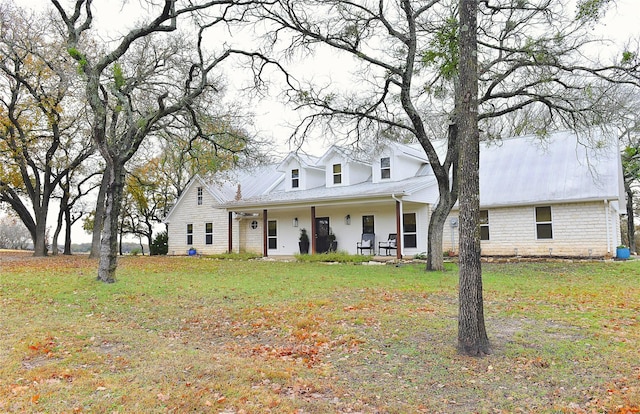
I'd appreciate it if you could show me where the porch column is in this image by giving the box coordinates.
[311,206,316,254]
[228,212,233,253]
[263,209,268,257]
[395,200,402,259]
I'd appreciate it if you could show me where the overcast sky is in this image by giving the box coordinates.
[20,0,640,155]
[12,0,640,244]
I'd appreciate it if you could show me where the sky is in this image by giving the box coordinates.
[10,0,640,244]
[20,0,640,155]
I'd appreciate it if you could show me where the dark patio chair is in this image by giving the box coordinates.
[356,233,375,255]
[378,233,397,256]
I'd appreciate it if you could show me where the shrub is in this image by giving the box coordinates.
[150,231,168,255]
[295,251,372,263]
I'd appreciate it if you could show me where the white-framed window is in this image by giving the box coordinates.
[480,210,489,241]
[186,223,193,245]
[381,157,391,179]
[291,169,299,188]
[535,206,553,239]
[403,213,417,248]
[333,163,342,184]
[205,222,213,245]
[197,187,203,205]
[268,220,277,249]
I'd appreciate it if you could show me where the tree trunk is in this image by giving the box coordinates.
[457,0,489,356]
[625,183,636,253]
[97,164,125,283]
[33,212,48,257]
[51,204,64,256]
[64,207,73,255]
[146,233,153,255]
[427,194,456,271]
[90,172,108,258]
[52,186,69,256]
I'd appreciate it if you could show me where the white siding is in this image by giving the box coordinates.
[281,158,325,191]
[372,151,424,183]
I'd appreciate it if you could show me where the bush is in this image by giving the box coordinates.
[205,252,263,260]
[150,231,168,255]
[295,251,373,263]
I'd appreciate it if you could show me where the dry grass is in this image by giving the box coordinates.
[0,252,638,413]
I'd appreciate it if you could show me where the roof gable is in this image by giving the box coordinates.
[163,174,217,223]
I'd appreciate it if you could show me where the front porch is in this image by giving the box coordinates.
[228,199,431,259]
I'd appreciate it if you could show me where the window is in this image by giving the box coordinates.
[205,222,213,245]
[197,187,203,205]
[362,215,374,234]
[403,213,417,248]
[291,169,299,188]
[480,210,489,241]
[333,163,342,184]
[536,206,553,239]
[381,157,391,179]
[186,224,193,245]
[268,220,277,249]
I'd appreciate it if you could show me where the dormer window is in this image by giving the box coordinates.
[291,169,299,188]
[381,157,391,179]
[197,187,203,205]
[333,163,342,184]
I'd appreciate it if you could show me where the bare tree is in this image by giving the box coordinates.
[257,0,459,271]
[255,0,639,273]
[51,0,272,282]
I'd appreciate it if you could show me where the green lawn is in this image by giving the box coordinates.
[1,253,638,413]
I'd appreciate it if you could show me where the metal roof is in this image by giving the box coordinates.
[200,130,622,210]
[209,164,284,201]
[478,130,622,207]
[220,175,439,209]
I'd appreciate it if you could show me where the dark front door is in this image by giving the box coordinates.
[315,217,330,253]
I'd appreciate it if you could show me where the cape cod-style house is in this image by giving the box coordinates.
[164,130,624,258]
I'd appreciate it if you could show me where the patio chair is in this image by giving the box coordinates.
[356,233,375,255]
[378,233,397,256]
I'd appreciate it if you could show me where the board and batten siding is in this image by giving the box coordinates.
[442,201,620,257]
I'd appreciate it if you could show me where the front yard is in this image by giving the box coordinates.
[0,253,638,413]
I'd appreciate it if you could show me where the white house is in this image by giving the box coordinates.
[164,130,624,258]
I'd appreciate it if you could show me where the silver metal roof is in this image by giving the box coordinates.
[220,174,439,209]
[209,164,284,201]
[204,130,622,210]
[478,130,622,207]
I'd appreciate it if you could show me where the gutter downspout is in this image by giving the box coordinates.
[392,194,403,258]
[605,200,611,254]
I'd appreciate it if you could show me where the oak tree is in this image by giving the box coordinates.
[51,0,266,282]
[0,4,94,256]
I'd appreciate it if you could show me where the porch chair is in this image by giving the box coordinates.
[356,233,375,255]
[378,233,397,256]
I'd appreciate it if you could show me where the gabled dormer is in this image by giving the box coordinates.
[277,152,324,191]
[318,146,371,188]
[372,142,429,183]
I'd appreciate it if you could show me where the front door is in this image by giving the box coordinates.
[315,217,330,253]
